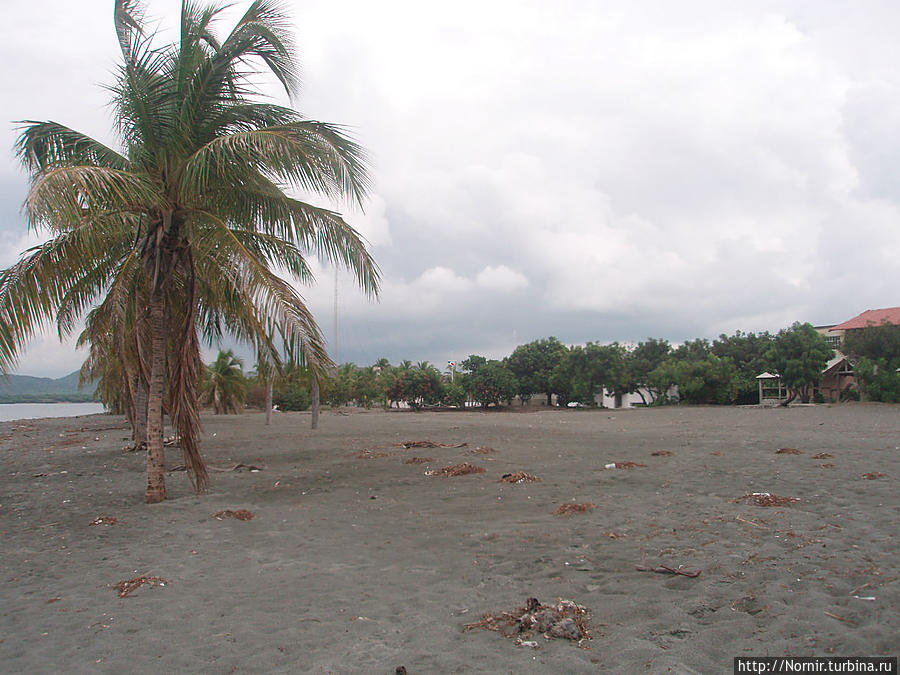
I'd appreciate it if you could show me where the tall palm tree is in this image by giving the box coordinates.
[0,0,379,502]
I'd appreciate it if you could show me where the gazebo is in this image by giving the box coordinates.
[756,372,785,405]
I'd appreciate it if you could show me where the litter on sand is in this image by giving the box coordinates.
[553,503,596,516]
[89,516,120,526]
[731,493,799,507]
[113,575,167,598]
[464,597,591,646]
[497,472,542,484]
[424,463,486,477]
[394,440,468,449]
[605,461,647,469]
[211,509,255,521]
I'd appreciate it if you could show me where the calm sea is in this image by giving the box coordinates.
[0,402,107,422]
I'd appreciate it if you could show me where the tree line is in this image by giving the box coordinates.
[200,322,900,413]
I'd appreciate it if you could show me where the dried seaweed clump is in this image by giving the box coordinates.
[650,451,674,457]
[554,503,596,516]
[464,597,591,646]
[356,449,399,460]
[813,453,834,459]
[113,575,167,598]
[497,472,542,484]
[468,446,496,455]
[611,461,647,469]
[89,516,120,526]
[861,472,887,480]
[818,463,835,469]
[404,456,434,464]
[211,509,255,521]
[395,440,468,449]
[731,493,799,507]
[425,463,486,477]
[776,448,803,455]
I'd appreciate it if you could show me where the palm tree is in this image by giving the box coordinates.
[203,350,246,414]
[0,0,379,502]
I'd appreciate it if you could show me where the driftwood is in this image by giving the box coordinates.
[636,551,701,577]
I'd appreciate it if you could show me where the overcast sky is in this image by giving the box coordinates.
[2,1,900,377]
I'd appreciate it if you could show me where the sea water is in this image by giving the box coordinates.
[0,402,106,422]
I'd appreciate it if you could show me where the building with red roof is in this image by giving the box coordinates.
[830,306,900,332]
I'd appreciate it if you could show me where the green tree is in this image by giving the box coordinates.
[649,354,741,404]
[842,324,900,364]
[626,338,671,404]
[711,331,774,404]
[765,322,833,404]
[468,360,518,407]
[506,337,568,405]
[0,1,379,502]
[203,350,246,414]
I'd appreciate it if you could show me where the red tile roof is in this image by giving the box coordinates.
[831,307,900,331]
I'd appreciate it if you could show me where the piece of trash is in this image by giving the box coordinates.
[497,472,541,484]
[516,640,540,649]
[89,516,120,526]
[606,461,647,469]
[46,597,62,603]
[731,492,799,507]
[425,463,486,477]
[553,503,596,516]
[464,597,591,646]
[211,509,255,521]
[113,575,167,598]
[852,596,876,601]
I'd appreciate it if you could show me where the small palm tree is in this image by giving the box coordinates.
[204,350,246,414]
[1,0,379,502]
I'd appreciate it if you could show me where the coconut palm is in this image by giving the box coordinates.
[203,350,246,414]
[0,0,379,502]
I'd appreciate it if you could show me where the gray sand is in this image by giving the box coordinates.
[1,404,897,673]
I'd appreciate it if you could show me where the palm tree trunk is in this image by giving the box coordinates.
[265,377,273,425]
[133,374,148,451]
[311,376,319,429]
[145,292,168,503]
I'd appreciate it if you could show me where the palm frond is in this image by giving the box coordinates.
[15,121,128,175]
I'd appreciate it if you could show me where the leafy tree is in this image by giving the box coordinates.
[842,324,900,364]
[855,357,900,403]
[711,331,774,404]
[625,338,671,404]
[460,354,487,374]
[203,350,246,414]
[441,381,467,408]
[765,322,833,404]
[0,1,379,502]
[649,354,741,404]
[506,337,568,405]
[468,360,518,407]
[552,342,627,406]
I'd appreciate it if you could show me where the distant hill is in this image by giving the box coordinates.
[0,371,96,403]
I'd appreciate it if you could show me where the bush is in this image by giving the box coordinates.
[274,386,311,411]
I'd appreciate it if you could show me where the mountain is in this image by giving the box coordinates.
[0,371,96,403]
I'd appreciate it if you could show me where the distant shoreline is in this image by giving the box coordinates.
[0,394,96,404]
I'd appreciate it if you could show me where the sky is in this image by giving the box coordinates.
[2,1,900,377]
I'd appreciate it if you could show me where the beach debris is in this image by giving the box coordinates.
[861,472,887,480]
[605,461,647,469]
[818,463,835,469]
[394,440,468,449]
[404,456,434,464]
[464,597,591,646]
[497,472,542,484]
[776,448,803,455]
[813,453,834,459]
[468,446,496,454]
[211,509,255,521]
[636,551,701,577]
[163,435,179,447]
[47,597,62,603]
[425,462,486,477]
[731,492,799,507]
[824,610,855,626]
[113,575,167,598]
[553,503,596,516]
[89,516,120,526]
[650,451,674,456]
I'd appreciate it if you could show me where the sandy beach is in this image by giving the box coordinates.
[1,404,897,673]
